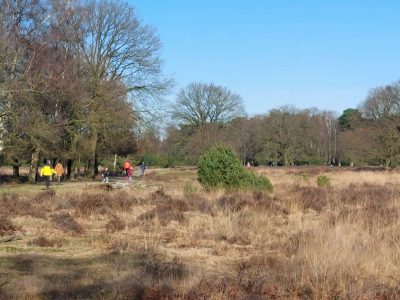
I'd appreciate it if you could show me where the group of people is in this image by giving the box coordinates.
[102,161,146,183]
[39,159,146,187]
[40,160,64,189]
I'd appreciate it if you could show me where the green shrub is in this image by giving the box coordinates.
[240,171,273,191]
[317,175,330,187]
[197,147,243,190]
[197,147,273,192]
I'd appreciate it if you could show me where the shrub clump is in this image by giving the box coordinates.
[69,191,136,217]
[197,147,273,191]
[28,236,62,247]
[1,193,47,219]
[106,215,126,233]
[138,253,188,283]
[0,214,20,236]
[32,189,56,203]
[290,186,329,212]
[317,175,330,187]
[137,205,187,226]
[51,212,84,235]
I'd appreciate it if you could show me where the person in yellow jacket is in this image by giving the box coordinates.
[40,160,57,189]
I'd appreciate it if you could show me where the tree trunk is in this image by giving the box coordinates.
[28,149,40,183]
[94,154,99,176]
[87,131,98,178]
[12,159,20,177]
[385,159,391,168]
[283,147,291,167]
[67,159,77,180]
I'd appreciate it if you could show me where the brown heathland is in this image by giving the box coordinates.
[0,167,399,299]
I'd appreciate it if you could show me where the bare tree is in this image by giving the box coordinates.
[359,81,400,166]
[0,0,53,181]
[261,106,306,166]
[0,0,169,179]
[172,82,245,128]
[56,0,170,176]
[362,82,400,120]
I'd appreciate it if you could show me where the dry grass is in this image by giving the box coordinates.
[0,192,48,219]
[50,212,84,235]
[0,214,20,236]
[28,236,63,248]
[105,215,126,233]
[1,166,400,299]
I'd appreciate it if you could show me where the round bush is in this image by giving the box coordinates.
[197,147,273,192]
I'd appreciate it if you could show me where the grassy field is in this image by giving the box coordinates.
[0,166,400,299]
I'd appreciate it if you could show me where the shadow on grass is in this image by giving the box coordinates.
[0,175,29,184]
[0,250,189,300]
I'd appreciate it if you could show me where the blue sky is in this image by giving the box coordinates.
[130,0,400,116]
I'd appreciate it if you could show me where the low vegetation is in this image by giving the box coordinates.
[317,175,331,187]
[0,167,400,299]
[198,147,273,191]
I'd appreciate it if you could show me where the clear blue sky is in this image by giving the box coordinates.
[130,0,400,116]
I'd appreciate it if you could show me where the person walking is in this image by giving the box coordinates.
[123,161,131,176]
[54,161,64,185]
[40,160,57,189]
[127,166,133,181]
[102,167,110,183]
[140,161,146,177]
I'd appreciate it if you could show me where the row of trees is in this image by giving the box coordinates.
[0,0,170,181]
[143,80,400,168]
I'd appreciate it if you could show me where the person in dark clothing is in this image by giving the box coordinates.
[102,167,110,183]
[140,161,146,177]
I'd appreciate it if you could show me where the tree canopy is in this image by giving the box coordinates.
[172,82,245,128]
[0,0,170,180]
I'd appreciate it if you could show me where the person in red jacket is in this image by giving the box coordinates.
[127,166,133,181]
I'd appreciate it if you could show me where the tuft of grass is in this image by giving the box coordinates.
[339,183,399,205]
[1,192,47,219]
[50,212,84,235]
[32,189,56,203]
[0,214,20,236]
[107,236,136,253]
[216,191,289,215]
[183,182,197,195]
[184,193,214,215]
[217,193,253,213]
[252,191,289,214]
[28,236,62,248]
[137,252,188,283]
[137,205,187,226]
[69,191,137,217]
[290,185,329,212]
[105,215,126,233]
[317,175,331,187]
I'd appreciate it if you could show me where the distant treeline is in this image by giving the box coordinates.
[157,80,400,168]
[1,1,399,182]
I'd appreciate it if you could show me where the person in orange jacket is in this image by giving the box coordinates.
[40,160,57,189]
[123,161,131,176]
[54,161,64,185]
